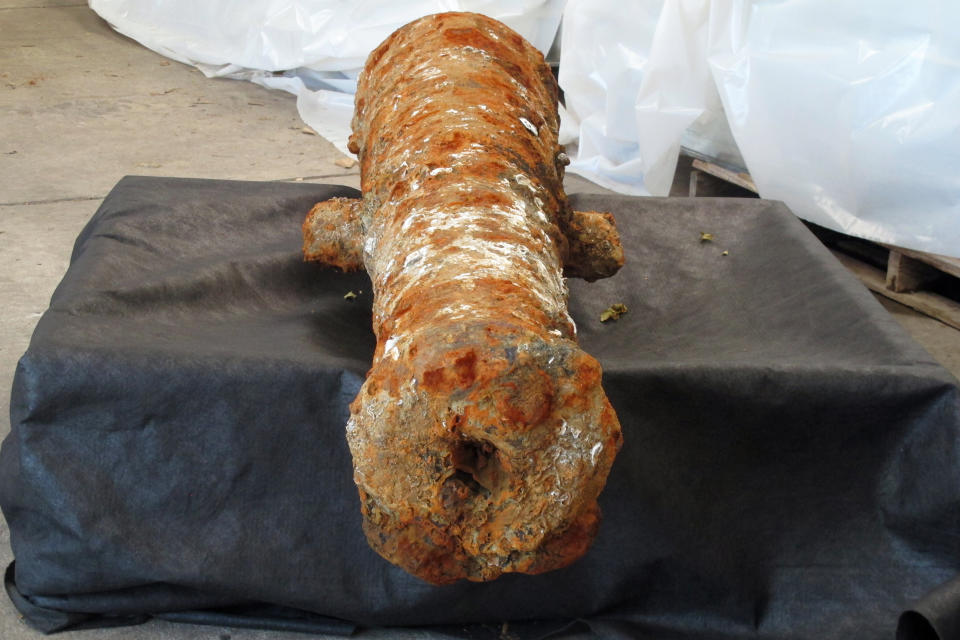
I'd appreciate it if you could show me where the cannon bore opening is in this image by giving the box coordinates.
[449,437,502,497]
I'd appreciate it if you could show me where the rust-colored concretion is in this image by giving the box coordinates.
[303,12,624,584]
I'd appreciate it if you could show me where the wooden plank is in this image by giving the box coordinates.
[886,250,941,293]
[691,158,758,194]
[832,250,960,331]
[688,169,701,197]
[881,243,960,280]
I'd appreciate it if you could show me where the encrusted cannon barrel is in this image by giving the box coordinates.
[303,12,624,584]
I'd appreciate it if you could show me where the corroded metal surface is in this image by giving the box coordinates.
[303,12,624,584]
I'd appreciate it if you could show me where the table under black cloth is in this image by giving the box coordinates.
[3,176,959,640]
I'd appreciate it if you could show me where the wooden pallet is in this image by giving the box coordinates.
[831,246,960,331]
[684,154,960,329]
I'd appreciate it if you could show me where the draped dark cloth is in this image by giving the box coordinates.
[3,177,958,639]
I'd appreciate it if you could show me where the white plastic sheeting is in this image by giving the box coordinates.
[560,0,960,256]
[89,0,564,152]
[708,0,960,257]
[90,0,960,256]
[560,0,714,197]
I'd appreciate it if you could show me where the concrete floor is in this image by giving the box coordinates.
[2,3,960,639]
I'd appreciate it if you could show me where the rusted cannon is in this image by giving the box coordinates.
[303,12,624,584]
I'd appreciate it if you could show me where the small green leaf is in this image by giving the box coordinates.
[700,232,714,243]
[344,291,357,301]
[600,303,628,323]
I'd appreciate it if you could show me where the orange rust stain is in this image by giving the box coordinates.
[389,180,409,201]
[433,130,467,154]
[574,352,602,389]
[422,367,447,392]
[444,190,513,209]
[442,26,506,57]
[496,367,553,428]
[453,351,478,387]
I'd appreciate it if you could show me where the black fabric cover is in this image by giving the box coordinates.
[3,176,959,639]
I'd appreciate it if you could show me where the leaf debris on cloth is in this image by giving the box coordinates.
[344,291,358,301]
[334,156,357,169]
[722,250,730,256]
[700,232,714,243]
[301,126,318,136]
[600,303,628,323]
